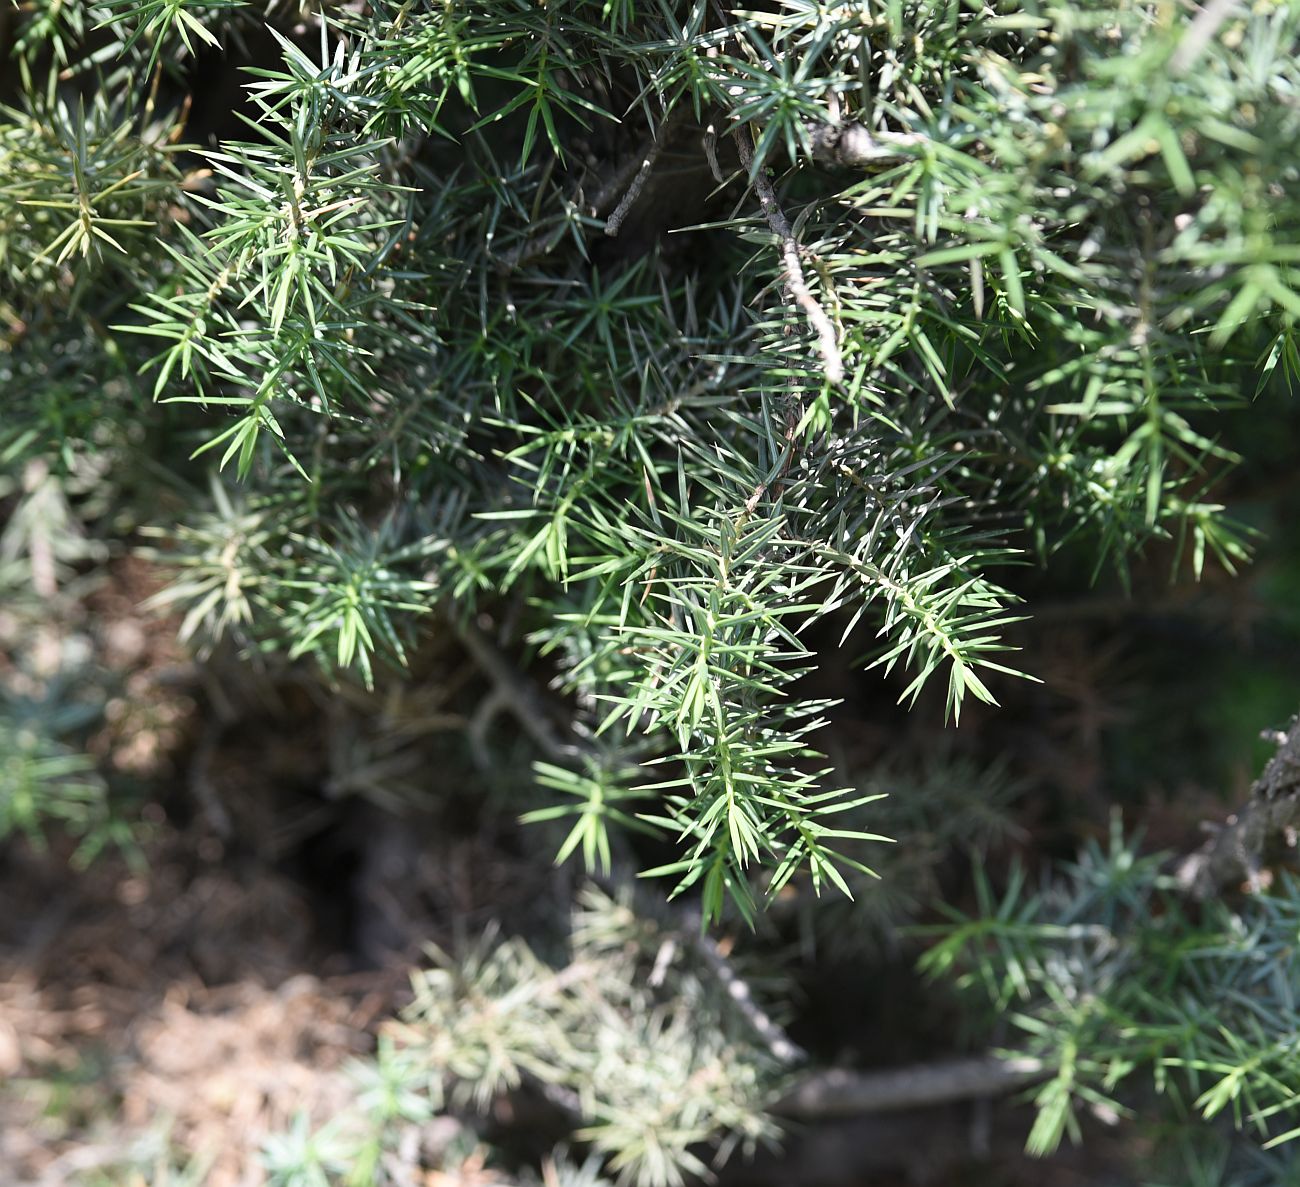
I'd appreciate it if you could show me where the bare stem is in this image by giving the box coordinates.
[732,128,844,386]
[604,140,664,237]
[776,1056,1046,1119]
[453,615,573,763]
[688,923,807,1065]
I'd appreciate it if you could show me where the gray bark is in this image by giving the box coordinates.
[1176,712,1300,898]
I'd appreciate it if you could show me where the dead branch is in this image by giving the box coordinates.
[603,104,699,237]
[775,1055,1046,1119]
[776,723,1300,1120]
[1176,712,1300,898]
[604,139,666,237]
[495,152,645,273]
[732,127,844,386]
[587,148,655,218]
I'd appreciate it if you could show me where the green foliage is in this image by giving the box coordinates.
[8,0,1300,1179]
[921,817,1300,1158]
[1,76,184,289]
[0,678,142,867]
[265,886,784,1187]
[0,708,103,845]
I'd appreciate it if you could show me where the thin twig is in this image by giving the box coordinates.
[775,1056,1046,1119]
[685,920,807,1065]
[702,122,724,183]
[453,614,574,763]
[587,147,657,217]
[496,152,645,272]
[604,140,665,237]
[732,128,844,386]
[604,105,697,236]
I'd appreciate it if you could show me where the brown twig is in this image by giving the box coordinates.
[586,150,650,218]
[775,1055,1046,1119]
[686,923,807,1065]
[604,104,698,237]
[732,127,844,386]
[453,614,574,764]
[604,139,666,237]
[495,151,645,273]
